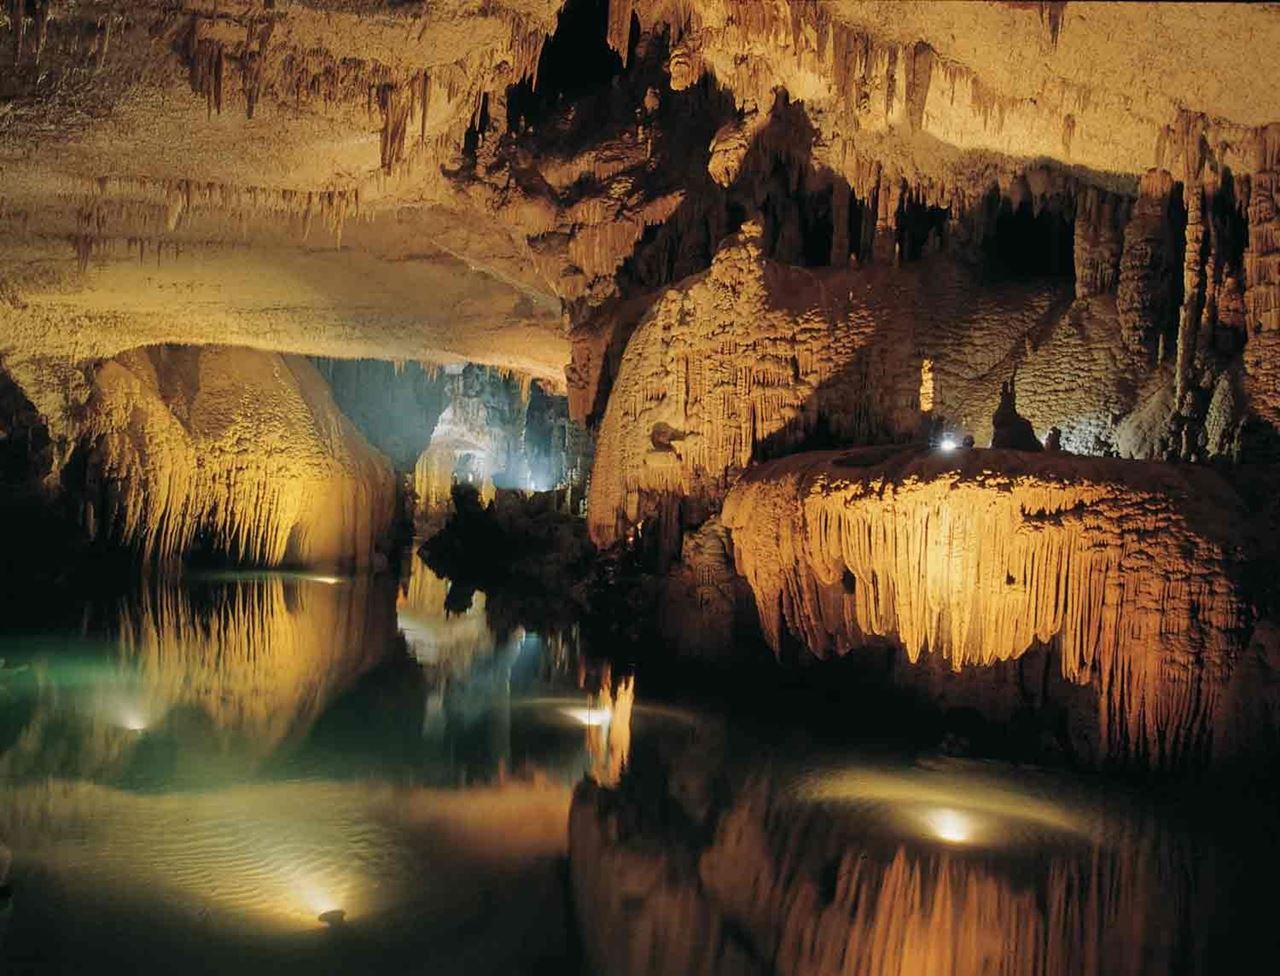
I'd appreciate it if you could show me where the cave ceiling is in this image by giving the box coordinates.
[2,0,1278,399]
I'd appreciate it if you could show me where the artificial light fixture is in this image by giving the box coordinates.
[923,807,974,844]
[560,705,612,727]
[939,435,957,452]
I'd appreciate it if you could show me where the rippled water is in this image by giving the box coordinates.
[2,556,1277,975]
[0,558,623,975]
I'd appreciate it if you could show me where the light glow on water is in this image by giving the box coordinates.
[791,762,1091,850]
[921,807,976,844]
[297,881,348,925]
[559,705,611,727]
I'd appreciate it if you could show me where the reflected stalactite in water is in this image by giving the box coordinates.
[585,673,634,788]
[700,785,1198,976]
[118,575,398,752]
[571,758,1257,976]
[0,574,398,781]
[397,558,496,671]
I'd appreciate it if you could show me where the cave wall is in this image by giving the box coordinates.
[584,207,1172,557]
[73,345,397,569]
[408,364,593,532]
[720,447,1259,771]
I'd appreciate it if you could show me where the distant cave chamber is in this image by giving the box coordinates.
[33,349,592,571]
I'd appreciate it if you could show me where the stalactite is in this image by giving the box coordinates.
[1074,186,1127,298]
[1117,169,1179,357]
[606,0,635,65]
[240,18,273,120]
[721,448,1254,770]
[1039,1,1068,49]
[187,21,226,118]
[60,175,365,252]
[165,4,549,177]
[80,347,395,569]
[377,81,413,173]
[8,0,25,64]
[1243,124,1280,425]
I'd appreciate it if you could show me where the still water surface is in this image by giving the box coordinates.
[0,557,1276,974]
[0,560,617,975]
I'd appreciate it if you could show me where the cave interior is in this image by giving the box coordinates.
[2,1,1280,974]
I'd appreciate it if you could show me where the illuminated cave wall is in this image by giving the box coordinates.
[720,447,1258,770]
[74,346,397,569]
[409,365,593,532]
[583,214,1124,555]
[312,359,593,534]
[580,153,1270,558]
[547,5,1280,575]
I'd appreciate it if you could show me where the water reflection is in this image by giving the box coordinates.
[9,557,1269,974]
[572,736,1280,976]
[0,558,621,974]
[1,573,398,786]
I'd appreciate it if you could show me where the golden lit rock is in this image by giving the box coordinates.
[722,447,1254,769]
[79,346,396,568]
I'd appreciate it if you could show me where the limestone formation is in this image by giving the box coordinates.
[989,378,1043,451]
[1243,126,1280,426]
[585,215,1165,555]
[721,447,1254,769]
[77,346,396,569]
[1,0,1278,773]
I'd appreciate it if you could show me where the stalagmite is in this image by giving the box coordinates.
[721,447,1255,769]
[79,346,396,569]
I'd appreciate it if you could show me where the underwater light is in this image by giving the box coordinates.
[560,706,612,727]
[938,436,957,452]
[119,711,147,731]
[923,807,974,844]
